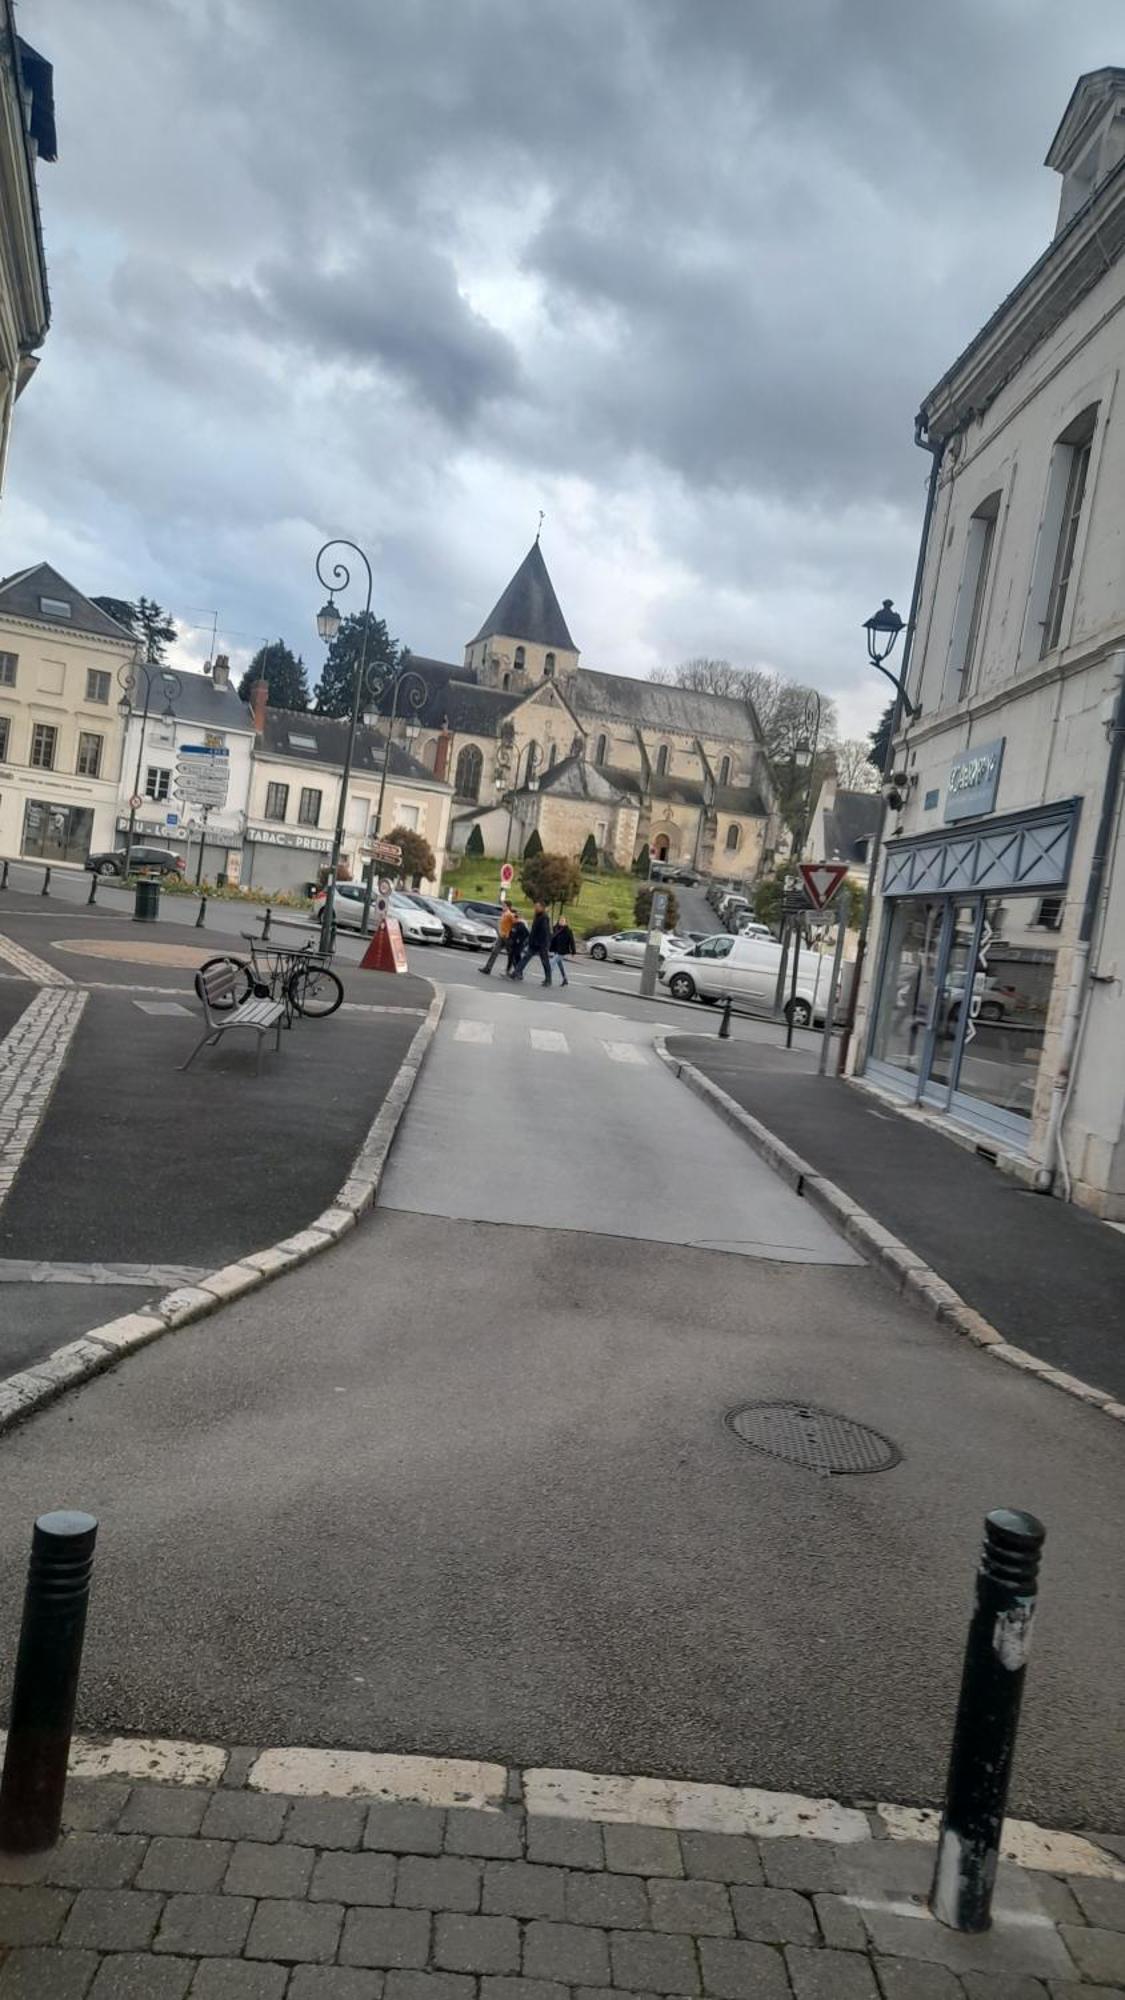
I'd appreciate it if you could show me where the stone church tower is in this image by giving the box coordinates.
[462,541,580,694]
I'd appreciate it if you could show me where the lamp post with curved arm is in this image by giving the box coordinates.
[117,658,183,877]
[314,539,381,955]
[495,741,540,862]
[783,690,823,1049]
[373,668,429,844]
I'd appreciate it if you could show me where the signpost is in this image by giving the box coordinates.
[798,861,849,911]
[499,861,514,900]
[639,887,668,999]
[174,747,231,888]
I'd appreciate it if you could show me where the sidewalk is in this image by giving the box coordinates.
[666,1033,1125,1403]
[1,1741,1121,1996]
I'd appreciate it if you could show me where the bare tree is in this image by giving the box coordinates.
[650,657,746,698]
[833,739,880,791]
[650,657,840,831]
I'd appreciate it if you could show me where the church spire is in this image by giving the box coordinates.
[471,540,576,652]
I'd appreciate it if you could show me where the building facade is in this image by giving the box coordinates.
[394,541,777,874]
[0,11,53,496]
[856,69,1125,1217]
[0,564,133,864]
[115,656,256,881]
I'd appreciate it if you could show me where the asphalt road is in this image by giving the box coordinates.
[0,973,1120,1830]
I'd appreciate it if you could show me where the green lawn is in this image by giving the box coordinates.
[441,857,639,933]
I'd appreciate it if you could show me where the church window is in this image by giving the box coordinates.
[718,755,731,785]
[502,672,511,691]
[455,744,483,801]
[725,823,741,852]
[525,740,540,781]
[544,653,555,678]
[594,733,607,766]
[548,742,558,768]
[656,743,670,776]
[514,646,526,671]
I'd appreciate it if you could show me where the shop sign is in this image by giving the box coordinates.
[945,739,1004,823]
[246,825,331,852]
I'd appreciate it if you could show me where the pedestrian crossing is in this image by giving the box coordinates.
[452,1017,653,1064]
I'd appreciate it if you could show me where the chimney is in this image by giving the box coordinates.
[211,652,230,691]
[250,678,268,735]
[433,730,452,782]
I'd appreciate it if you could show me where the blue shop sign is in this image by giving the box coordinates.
[945,738,1004,823]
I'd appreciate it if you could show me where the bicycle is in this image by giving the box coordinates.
[198,936,343,1020]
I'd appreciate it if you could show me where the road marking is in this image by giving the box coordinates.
[133,1000,192,1016]
[0,931,73,984]
[247,1747,507,1809]
[0,987,87,1214]
[0,1258,210,1287]
[455,1020,494,1044]
[600,1040,647,1064]
[529,1028,569,1052]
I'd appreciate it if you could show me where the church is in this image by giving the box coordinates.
[390,541,779,876]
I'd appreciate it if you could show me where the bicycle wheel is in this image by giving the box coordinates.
[198,955,253,1010]
[287,963,344,1018]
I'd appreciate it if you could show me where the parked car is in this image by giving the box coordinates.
[405,893,496,948]
[459,898,508,926]
[312,883,445,943]
[732,916,773,940]
[587,928,684,966]
[85,844,185,878]
[658,931,843,1027]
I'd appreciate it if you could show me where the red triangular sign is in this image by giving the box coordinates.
[799,861,849,911]
[359,918,409,974]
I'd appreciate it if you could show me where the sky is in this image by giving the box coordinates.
[4,0,1121,740]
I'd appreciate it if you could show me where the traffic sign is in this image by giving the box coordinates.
[369,838,402,867]
[500,862,514,886]
[377,876,394,897]
[129,793,142,810]
[799,861,849,911]
[174,743,230,809]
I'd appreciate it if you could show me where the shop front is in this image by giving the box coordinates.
[243,823,332,895]
[864,797,1078,1152]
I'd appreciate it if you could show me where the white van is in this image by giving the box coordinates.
[658,931,843,1027]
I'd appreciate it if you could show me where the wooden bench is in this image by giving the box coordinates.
[180,960,285,1075]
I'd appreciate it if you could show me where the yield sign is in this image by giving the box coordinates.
[799,861,849,911]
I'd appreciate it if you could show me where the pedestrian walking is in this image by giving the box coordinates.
[549,916,576,988]
[512,900,552,984]
[505,911,529,976]
[479,902,516,975]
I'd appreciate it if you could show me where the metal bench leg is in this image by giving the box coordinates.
[274,1018,282,1057]
[179,1028,220,1072]
[256,1028,265,1077]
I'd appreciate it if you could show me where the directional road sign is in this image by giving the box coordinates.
[174,744,230,809]
[799,861,850,911]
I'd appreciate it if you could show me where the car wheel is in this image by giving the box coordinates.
[590,942,608,960]
[97,860,118,877]
[979,1001,1003,1023]
[785,996,813,1028]
[668,970,696,1002]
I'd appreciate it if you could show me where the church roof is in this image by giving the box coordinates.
[603,764,770,818]
[471,541,577,651]
[574,668,762,742]
[525,755,632,805]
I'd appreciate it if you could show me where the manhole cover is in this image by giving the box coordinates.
[726,1402,901,1476]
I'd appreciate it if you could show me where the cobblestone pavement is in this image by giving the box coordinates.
[0,987,87,1216]
[0,1765,1122,1997]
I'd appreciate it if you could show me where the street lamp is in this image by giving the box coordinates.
[117,658,183,876]
[836,596,912,1073]
[495,742,540,862]
[313,539,378,954]
[863,598,917,717]
[782,689,823,1047]
[373,667,429,841]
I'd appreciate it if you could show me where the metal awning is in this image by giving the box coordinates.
[882,799,1078,899]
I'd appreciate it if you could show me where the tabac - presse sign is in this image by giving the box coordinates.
[174,744,230,811]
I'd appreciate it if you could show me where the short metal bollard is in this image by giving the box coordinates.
[930,1507,1046,1933]
[195,895,207,928]
[41,866,51,896]
[1,859,8,889]
[261,906,272,940]
[0,1511,98,1853]
[719,995,732,1040]
[86,872,97,905]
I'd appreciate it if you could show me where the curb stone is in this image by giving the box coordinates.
[653,1034,1124,1427]
[0,984,446,1436]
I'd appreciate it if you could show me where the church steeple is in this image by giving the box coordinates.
[466,542,580,690]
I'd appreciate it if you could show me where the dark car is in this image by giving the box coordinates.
[85,844,185,878]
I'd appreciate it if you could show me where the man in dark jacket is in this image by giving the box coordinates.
[505,911,529,976]
[549,917,575,988]
[512,900,552,984]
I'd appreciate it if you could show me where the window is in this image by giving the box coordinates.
[85,669,111,704]
[544,653,555,678]
[514,646,525,671]
[39,596,72,619]
[1034,895,1064,930]
[298,787,322,826]
[525,740,539,781]
[656,744,670,776]
[718,755,731,785]
[287,732,317,751]
[0,717,9,760]
[22,799,93,864]
[548,741,558,768]
[0,653,16,687]
[501,672,511,691]
[945,492,1000,701]
[76,732,103,778]
[725,824,741,852]
[393,802,421,832]
[30,723,57,770]
[455,744,483,800]
[264,781,289,820]
[594,733,607,765]
[1034,407,1097,659]
[145,765,171,801]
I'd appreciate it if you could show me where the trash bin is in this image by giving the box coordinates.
[133,876,161,923]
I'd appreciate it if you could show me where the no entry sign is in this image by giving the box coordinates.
[799,861,849,911]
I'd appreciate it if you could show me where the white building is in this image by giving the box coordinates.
[117,656,256,882]
[0,12,53,495]
[856,69,1125,1218]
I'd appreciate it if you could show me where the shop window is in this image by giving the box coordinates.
[455,744,483,800]
[21,799,93,864]
[945,492,1000,702]
[76,732,103,778]
[30,723,57,770]
[145,766,171,802]
[264,781,289,821]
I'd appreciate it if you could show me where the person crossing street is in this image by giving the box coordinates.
[479,902,516,975]
[511,900,553,985]
[549,916,576,988]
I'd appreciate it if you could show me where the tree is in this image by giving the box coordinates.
[647,658,839,834]
[841,879,868,931]
[834,739,880,791]
[868,699,895,776]
[521,851,582,913]
[634,884,679,931]
[92,595,139,635]
[651,657,746,698]
[753,866,788,932]
[92,594,176,662]
[633,842,650,877]
[238,639,310,711]
[388,825,435,885]
[315,610,401,718]
[579,831,599,870]
[523,827,543,860]
[465,822,485,857]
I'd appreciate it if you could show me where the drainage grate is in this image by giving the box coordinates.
[726,1401,901,1476]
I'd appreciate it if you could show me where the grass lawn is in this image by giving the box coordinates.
[441,856,641,932]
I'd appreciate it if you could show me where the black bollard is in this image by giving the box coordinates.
[0,1512,98,1853]
[86,873,97,906]
[262,906,272,941]
[1,859,8,889]
[930,1508,1046,1933]
[195,895,207,929]
[41,866,51,896]
[719,995,732,1039]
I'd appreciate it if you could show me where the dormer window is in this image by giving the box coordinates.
[40,596,71,619]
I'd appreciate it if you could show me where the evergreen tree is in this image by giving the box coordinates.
[632,842,650,877]
[92,595,139,636]
[135,597,177,664]
[868,699,895,776]
[238,640,310,711]
[579,831,599,870]
[465,822,485,857]
[314,610,401,719]
[523,827,543,860]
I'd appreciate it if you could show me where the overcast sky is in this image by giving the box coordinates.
[4,1,1120,738]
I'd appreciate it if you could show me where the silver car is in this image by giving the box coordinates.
[406,894,496,949]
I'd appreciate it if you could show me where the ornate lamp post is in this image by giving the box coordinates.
[117,659,182,876]
[835,597,909,1074]
[373,667,429,841]
[314,539,383,954]
[495,742,540,862]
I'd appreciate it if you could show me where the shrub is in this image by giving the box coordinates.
[753,867,787,930]
[634,884,679,931]
[521,850,582,912]
[632,842,650,877]
[465,822,485,856]
[523,827,543,860]
[579,832,599,870]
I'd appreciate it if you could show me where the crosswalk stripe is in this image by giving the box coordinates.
[454,1021,494,1044]
[600,1040,647,1064]
[529,1029,569,1053]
